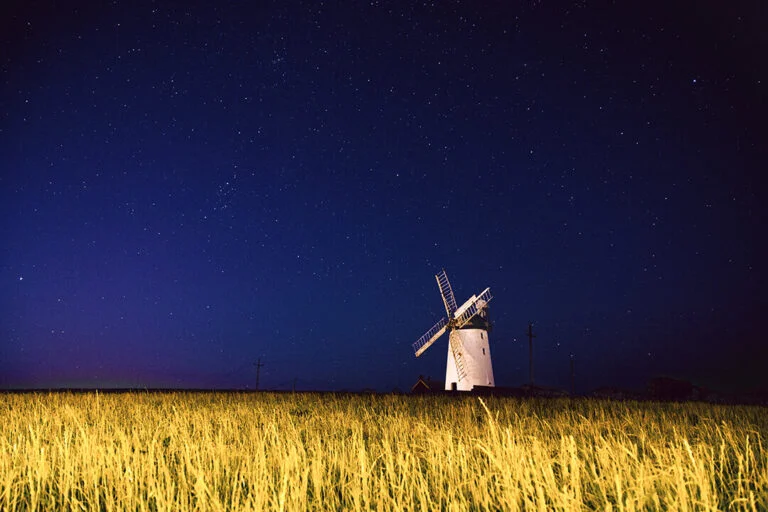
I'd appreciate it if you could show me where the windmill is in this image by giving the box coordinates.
[412,270,495,391]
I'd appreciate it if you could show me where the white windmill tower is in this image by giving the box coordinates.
[412,270,495,391]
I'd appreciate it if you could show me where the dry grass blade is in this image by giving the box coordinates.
[0,393,765,511]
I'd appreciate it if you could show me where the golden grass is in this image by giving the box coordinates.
[0,392,766,511]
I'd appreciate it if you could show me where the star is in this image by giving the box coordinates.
[0,0,762,394]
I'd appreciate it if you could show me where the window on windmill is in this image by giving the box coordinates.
[482,348,485,355]
[481,332,484,339]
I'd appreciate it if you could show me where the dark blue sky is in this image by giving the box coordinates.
[1,1,765,393]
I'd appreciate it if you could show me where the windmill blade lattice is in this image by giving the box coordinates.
[448,331,468,381]
[413,317,448,357]
[454,288,493,328]
[436,270,458,317]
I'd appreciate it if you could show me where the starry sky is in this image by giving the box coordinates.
[1,1,765,393]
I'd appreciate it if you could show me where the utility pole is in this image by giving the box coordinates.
[253,358,264,391]
[570,354,575,396]
[527,322,536,386]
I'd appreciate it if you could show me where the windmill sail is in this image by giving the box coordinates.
[436,270,458,317]
[413,317,448,357]
[454,288,492,328]
[448,331,468,381]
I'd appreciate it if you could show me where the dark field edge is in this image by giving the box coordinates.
[0,387,766,406]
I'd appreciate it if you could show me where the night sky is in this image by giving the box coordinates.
[2,1,765,394]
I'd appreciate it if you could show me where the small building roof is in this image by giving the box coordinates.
[410,375,444,393]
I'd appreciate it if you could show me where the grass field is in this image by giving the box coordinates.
[0,392,766,511]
